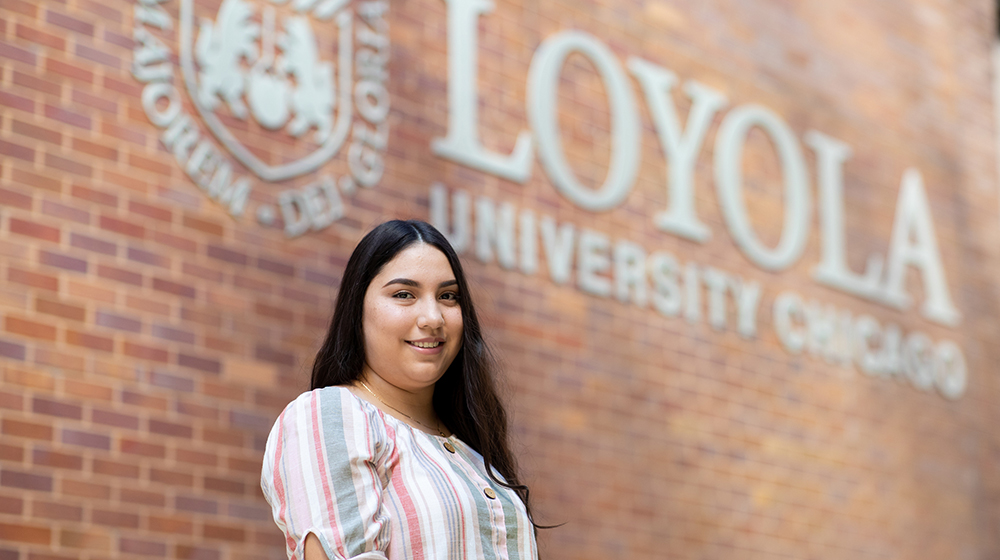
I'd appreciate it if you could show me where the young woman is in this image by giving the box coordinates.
[261,220,540,560]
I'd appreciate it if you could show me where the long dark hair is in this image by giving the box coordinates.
[311,220,541,528]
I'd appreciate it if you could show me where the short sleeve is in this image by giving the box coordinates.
[261,387,395,560]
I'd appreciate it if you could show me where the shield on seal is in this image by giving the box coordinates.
[178,0,353,183]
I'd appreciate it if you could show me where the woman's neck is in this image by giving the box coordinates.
[355,368,444,435]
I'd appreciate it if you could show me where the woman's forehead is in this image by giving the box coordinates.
[375,243,455,281]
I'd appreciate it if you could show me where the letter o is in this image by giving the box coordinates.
[355,80,390,124]
[901,331,935,391]
[934,340,967,400]
[527,31,641,211]
[141,82,181,128]
[714,105,811,270]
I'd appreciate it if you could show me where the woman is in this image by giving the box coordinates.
[261,220,540,560]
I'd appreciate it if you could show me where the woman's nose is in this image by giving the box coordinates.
[416,297,445,328]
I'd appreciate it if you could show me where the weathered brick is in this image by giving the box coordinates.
[32,397,83,420]
[96,264,143,286]
[35,296,86,321]
[71,137,117,160]
[94,310,141,333]
[44,104,91,129]
[45,10,94,36]
[0,186,33,210]
[69,232,116,255]
[8,267,59,291]
[71,88,117,113]
[39,250,87,273]
[33,500,82,521]
[61,429,110,450]
[122,341,169,362]
[152,278,197,299]
[0,470,53,492]
[98,215,145,238]
[120,537,167,557]
[12,119,61,144]
[90,408,139,430]
[32,448,84,470]
[71,184,117,206]
[41,200,89,224]
[127,246,170,268]
[177,353,220,374]
[91,509,139,528]
[9,218,60,242]
[44,153,92,177]
[0,139,34,162]
[5,315,58,341]
[12,70,62,96]
[64,329,114,352]
[0,40,36,65]
[0,91,34,112]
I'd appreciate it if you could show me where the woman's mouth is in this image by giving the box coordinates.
[407,341,442,349]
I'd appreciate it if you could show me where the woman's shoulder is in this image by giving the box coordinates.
[278,385,387,430]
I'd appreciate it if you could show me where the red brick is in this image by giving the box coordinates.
[34,348,86,372]
[13,168,61,192]
[151,468,194,487]
[125,294,171,316]
[12,70,62,96]
[0,495,24,515]
[4,0,37,17]
[127,246,170,268]
[9,217,59,242]
[152,277,197,298]
[5,315,57,341]
[176,545,221,560]
[175,448,217,467]
[12,119,61,144]
[182,214,224,237]
[32,448,84,470]
[128,152,172,175]
[69,232,116,255]
[0,91,34,112]
[45,10,94,36]
[92,458,139,478]
[44,153,92,177]
[255,301,294,322]
[122,341,169,362]
[0,522,50,545]
[74,44,119,69]
[120,488,164,506]
[121,389,168,411]
[202,523,245,542]
[63,379,112,401]
[8,267,59,291]
[177,353,220,374]
[4,367,56,391]
[98,214,145,238]
[35,297,85,321]
[0,40,36,65]
[96,264,142,286]
[60,478,110,499]
[0,470,53,492]
[71,88,117,113]
[149,419,193,438]
[2,419,53,441]
[92,509,139,528]
[16,22,66,50]
[0,443,24,462]
[72,137,117,160]
[44,103,91,129]
[202,427,245,447]
[61,429,110,450]
[90,408,139,430]
[174,495,216,514]
[39,250,87,273]
[103,74,142,97]
[59,527,111,550]
[120,438,166,458]
[203,476,244,495]
[148,515,194,535]
[94,310,141,332]
[32,500,82,521]
[0,139,35,162]
[120,537,167,557]
[64,329,114,352]
[32,397,83,420]
[41,199,89,224]
[100,120,146,145]
[71,183,117,206]
[0,187,32,210]
[129,200,174,222]
[0,390,23,411]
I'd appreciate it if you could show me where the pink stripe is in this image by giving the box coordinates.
[270,409,298,555]
[311,392,345,555]
[386,422,426,560]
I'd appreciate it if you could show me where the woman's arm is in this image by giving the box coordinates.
[304,533,329,560]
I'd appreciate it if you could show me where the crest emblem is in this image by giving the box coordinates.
[179,0,353,182]
[130,0,389,237]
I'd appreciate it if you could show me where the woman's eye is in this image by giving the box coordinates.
[440,292,460,301]
[392,291,414,299]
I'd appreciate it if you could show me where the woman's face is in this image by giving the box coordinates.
[362,243,464,392]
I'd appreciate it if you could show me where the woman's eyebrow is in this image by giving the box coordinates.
[382,279,458,288]
[383,278,419,288]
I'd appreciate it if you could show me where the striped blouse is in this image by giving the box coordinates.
[261,386,538,560]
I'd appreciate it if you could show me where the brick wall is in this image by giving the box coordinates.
[2,1,1000,560]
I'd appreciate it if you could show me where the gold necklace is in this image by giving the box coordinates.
[357,379,448,438]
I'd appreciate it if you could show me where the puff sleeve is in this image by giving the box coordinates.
[261,387,395,560]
